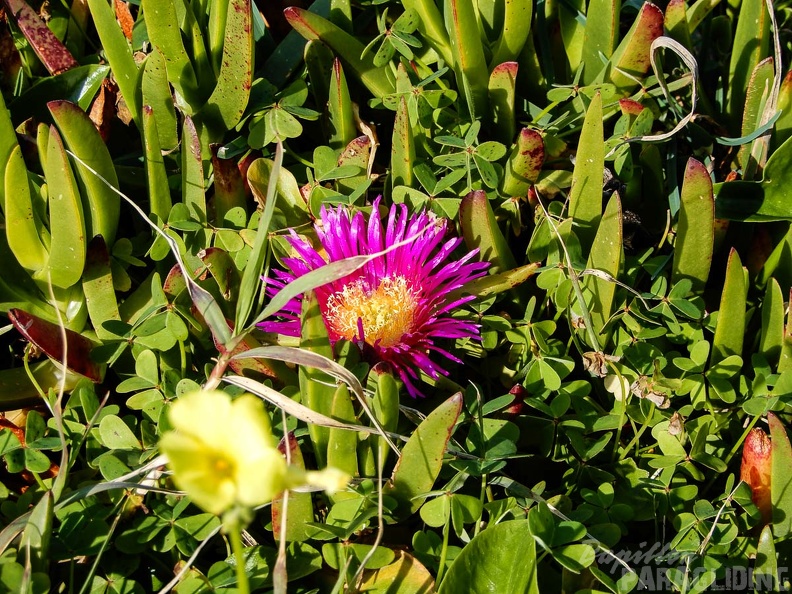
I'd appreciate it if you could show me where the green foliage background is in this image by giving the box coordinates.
[1,0,792,591]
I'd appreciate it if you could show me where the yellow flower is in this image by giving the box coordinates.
[159,389,349,516]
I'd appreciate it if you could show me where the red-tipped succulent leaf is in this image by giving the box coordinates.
[741,427,772,525]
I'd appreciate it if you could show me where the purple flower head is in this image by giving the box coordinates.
[259,198,489,397]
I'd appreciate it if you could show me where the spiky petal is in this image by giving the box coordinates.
[259,198,489,396]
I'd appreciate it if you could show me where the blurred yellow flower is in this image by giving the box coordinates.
[159,389,349,516]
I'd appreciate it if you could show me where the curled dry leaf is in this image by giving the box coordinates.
[582,351,621,377]
[88,78,119,142]
[629,375,670,409]
[667,412,684,436]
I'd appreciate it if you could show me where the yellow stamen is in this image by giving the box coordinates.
[325,276,418,347]
[212,455,234,479]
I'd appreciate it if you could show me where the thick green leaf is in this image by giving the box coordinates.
[249,157,308,228]
[141,0,200,108]
[714,135,792,221]
[460,190,517,274]
[445,0,489,118]
[770,413,792,539]
[488,62,517,145]
[568,92,604,250]
[0,90,16,213]
[490,0,532,66]
[772,70,792,152]
[558,0,586,74]
[710,249,746,366]
[142,106,172,222]
[199,0,253,137]
[761,278,785,369]
[182,0,214,98]
[10,65,110,124]
[263,0,332,89]
[605,3,664,93]
[756,525,778,589]
[235,146,283,334]
[82,236,121,341]
[438,520,539,594]
[402,0,452,65]
[298,291,336,468]
[328,59,357,150]
[738,57,775,177]
[5,146,48,274]
[326,383,359,486]
[0,361,83,411]
[371,364,400,472]
[284,7,395,99]
[181,117,206,223]
[580,0,619,85]
[329,0,352,32]
[19,491,53,574]
[272,433,315,542]
[726,0,771,127]
[142,50,179,151]
[501,127,544,197]
[42,127,86,289]
[781,288,792,373]
[49,100,120,246]
[449,262,539,301]
[391,96,415,189]
[584,194,622,338]
[664,0,692,49]
[388,393,463,517]
[672,158,713,294]
[305,39,335,108]
[86,0,141,125]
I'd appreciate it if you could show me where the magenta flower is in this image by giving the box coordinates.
[259,198,489,397]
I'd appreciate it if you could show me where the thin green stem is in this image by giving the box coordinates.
[228,521,251,594]
[703,413,762,495]
[537,200,600,351]
[620,406,654,462]
[436,514,451,585]
[724,414,762,467]
[609,362,630,462]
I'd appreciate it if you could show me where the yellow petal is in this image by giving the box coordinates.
[227,395,275,461]
[235,447,290,507]
[304,468,351,494]
[168,389,233,446]
[159,431,237,515]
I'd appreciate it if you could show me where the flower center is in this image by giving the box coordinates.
[325,276,418,347]
[211,455,235,480]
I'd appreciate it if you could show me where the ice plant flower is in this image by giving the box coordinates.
[159,389,349,517]
[259,198,489,396]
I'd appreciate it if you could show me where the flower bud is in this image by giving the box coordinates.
[740,428,772,525]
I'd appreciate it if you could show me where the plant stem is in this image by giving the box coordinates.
[204,352,231,391]
[436,515,451,586]
[228,520,251,594]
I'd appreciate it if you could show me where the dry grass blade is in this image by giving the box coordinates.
[232,345,400,456]
[223,375,403,450]
[629,37,699,144]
